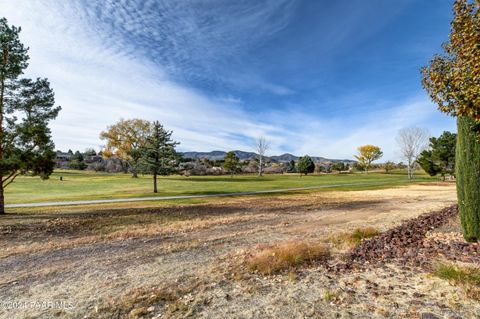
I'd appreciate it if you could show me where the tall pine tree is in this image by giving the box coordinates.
[223,151,239,177]
[140,121,179,193]
[0,18,60,214]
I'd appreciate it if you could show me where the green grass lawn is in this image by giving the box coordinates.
[4,170,440,204]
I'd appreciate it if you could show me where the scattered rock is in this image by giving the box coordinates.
[346,205,480,269]
[421,312,440,319]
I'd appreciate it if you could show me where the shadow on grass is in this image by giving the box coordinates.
[0,197,387,239]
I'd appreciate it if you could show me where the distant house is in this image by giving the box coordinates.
[84,155,103,164]
[55,151,72,168]
[55,151,72,162]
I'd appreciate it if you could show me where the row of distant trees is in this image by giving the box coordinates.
[352,128,457,181]
[59,146,420,176]
[59,122,456,181]
[223,153,318,177]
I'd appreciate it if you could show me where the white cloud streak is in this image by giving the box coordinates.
[0,0,455,161]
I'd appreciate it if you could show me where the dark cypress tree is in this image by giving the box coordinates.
[456,116,480,241]
[421,1,480,241]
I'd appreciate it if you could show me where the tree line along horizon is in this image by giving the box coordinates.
[55,124,456,182]
[0,1,478,242]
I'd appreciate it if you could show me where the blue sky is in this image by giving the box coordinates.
[1,0,456,160]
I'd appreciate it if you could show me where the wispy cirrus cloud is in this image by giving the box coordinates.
[0,0,293,151]
[73,0,298,93]
[0,0,455,161]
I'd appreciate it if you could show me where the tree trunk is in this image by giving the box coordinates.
[0,58,6,215]
[407,162,413,180]
[0,183,4,215]
[130,161,138,178]
[258,156,263,176]
[456,116,480,242]
[153,173,158,193]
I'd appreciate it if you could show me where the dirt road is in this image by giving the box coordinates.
[1,183,467,318]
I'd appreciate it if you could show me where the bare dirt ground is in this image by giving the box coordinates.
[1,183,478,318]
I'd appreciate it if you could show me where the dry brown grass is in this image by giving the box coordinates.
[91,277,205,319]
[347,227,380,244]
[434,263,480,301]
[329,227,380,249]
[0,213,262,258]
[247,241,331,275]
[0,184,459,319]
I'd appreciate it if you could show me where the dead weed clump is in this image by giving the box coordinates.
[330,227,380,249]
[348,227,380,244]
[247,241,331,275]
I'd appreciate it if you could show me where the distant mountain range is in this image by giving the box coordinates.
[180,150,356,163]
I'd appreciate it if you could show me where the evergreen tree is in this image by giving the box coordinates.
[417,150,442,177]
[0,18,61,214]
[140,121,179,193]
[72,151,84,162]
[456,116,480,241]
[286,160,296,173]
[223,151,239,177]
[69,151,87,170]
[297,155,315,176]
[84,148,96,156]
[331,162,345,172]
[418,131,456,180]
[384,161,395,173]
[431,131,456,180]
[421,0,480,241]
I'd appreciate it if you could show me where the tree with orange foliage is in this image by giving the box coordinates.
[354,145,383,174]
[100,118,151,178]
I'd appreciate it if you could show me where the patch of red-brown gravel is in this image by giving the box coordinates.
[334,205,480,271]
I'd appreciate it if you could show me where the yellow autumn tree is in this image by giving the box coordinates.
[100,118,152,178]
[354,145,383,174]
